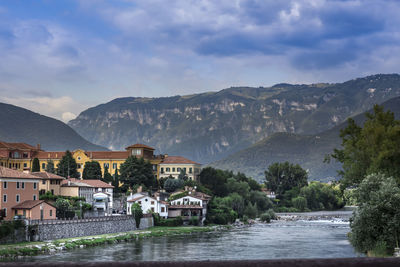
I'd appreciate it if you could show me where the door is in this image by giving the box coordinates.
[40,209,43,220]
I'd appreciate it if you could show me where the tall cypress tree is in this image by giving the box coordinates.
[103,166,113,183]
[32,158,40,172]
[82,161,102,179]
[56,150,78,178]
[45,160,55,173]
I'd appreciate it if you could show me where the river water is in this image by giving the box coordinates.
[22,218,361,262]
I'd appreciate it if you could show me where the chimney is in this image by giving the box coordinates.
[36,144,41,150]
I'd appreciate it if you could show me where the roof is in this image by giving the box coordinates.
[125,144,155,150]
[79,179,114,188]
[89,151,129,159]
[168,205,203,209]
[32,172,66,180]
[0,167,41,179]
[127,196,146,202]
[12,200,55,210]
[191,191,211,201]
[35,151,66,159]
[61,178,93,188]
[0,141,38,150]
[160,156,200,165]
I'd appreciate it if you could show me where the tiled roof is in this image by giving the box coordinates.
[61,178,93,188]
[160,156,200,165]
[0,141,38,150]
[79,179,114,188]
[35,151,65,159]
[0,166,40,179]
[191,191,211,201]
[168,205,203,209]
[32,172,66,180]
[125,144,155,150]
[89,151,129,159]
[12,200,55,210]
[127,196,146,202]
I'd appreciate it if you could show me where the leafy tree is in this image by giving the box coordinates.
[57,150,78,178]
[200,167,228,197]
[329,105,400,188]
[55,198,74,219]
[178,169,189,181]
[164,178,184,193]
[119,156,156,191]
[82,161,102,180]
[32,158,40,172]
[244,202,258,219]
[264,162,308,198]
[131,203,143,228]
[249,191,273,213]
[349,173,400,255]
[45,160,55,173]
[292,196,307,211]
[300,182,343,210]
[102,166,113,183]
[226,177,250,198]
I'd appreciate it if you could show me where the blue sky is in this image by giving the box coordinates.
[0,0,399,122]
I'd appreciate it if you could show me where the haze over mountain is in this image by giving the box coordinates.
[0,103,107,151]
[69,74,400,165]
[210,96,400,182]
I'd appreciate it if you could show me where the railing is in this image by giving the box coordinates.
[29,215,135,225]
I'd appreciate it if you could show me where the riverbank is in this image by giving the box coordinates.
[0,225,230,259]
[276,210,353,222]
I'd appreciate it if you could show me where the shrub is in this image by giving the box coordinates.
[260,213,272,223]
[189,216,200,226]
[292,196,307,211]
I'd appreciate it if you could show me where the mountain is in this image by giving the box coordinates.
[210,97,400,182]
[0,102,107,151]
[69,74,400,164]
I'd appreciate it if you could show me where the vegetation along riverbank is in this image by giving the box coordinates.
[0,225,230,259]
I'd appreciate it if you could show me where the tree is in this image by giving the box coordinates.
[131,203,143,228]
[45,160,55,173]
[102,166,113,183]
[292,196,307,211]
[264,162,308,198]
[349,173,400,256]
[119,156,156,191]
[199,167,228,197]
[55,198,74,219]
[32,158,40,172]
[329,105,400,188]
[178,169,189,181]
[164,178,184,193]
[112,169,120,193]
[82,161,102,180]
[57,150,78,178]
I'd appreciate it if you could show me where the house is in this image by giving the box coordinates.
[127,193,168,218]
[77,179,114,214]
[168,190,211,222]
[159,156,201,181]
[60,179,95,203]
[12,200,56,220]
[31,171,65,195]
[0,166,40,220]
[261,188,276,199]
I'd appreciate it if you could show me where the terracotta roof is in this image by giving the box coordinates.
[89,151,129,159]
[61,178,93,188]
[125,144,155,150]
[127,196,146,202]
[0,166,41,179]
[79,179,114,188]
[0,141,39,150]
[160,156,200,165]
[32,172,66,180]
[168,205,203,209]
[12,200,55,210]
[191,191,211,201]
[35,151,66,159]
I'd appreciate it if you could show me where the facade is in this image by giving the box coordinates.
[60,179,95,203]
[32,172,65,195]
[0,166,40,220]
[12,200,56,220]
[159,156,201,181]
[168,191,211,221]
[127,193,168,218]
[76,179,114,213]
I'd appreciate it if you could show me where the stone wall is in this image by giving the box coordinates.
[34,216,153,241]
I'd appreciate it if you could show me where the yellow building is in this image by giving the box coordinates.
[159,156,201,180]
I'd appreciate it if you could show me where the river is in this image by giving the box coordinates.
[20,217,361,262]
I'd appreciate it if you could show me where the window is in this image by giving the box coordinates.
[15,210,17,216]
[42,163,46,169]
[183,167,187,172]
[3,208,6,217]
[13,152,20,158]
[3,194,6,203]
[104,163,109,169]
[132,149,141,156]
[33,182,37,190]
[161,168,164,174]
[16,182,20,189]
[177,168,181,172]
[138,201,141,205]
[77,164,82,169]
[113,163,117,169]
[189,168,193,174]
[161,207,165,212]
[23,210,26,217]
[166,167,170,172]
[172,168,175,172]
[51,189,54,195]
[77,157,81,160]
[21,182,25,189]
[3,181,7,189]
[50,210,53,217]
[151,207,154,212]
[16,195,20,203]
[42,180,46,185]
[23,163,27,168]
[23,152,28,158]
[33,195,37,200]
[151,201,155,205]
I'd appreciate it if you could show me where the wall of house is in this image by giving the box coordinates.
[60,186,79,197]
[170,196,203,206]
[159,164,200,180]
[35,216,153,241]
[39,180,61,195]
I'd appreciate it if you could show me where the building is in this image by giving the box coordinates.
[60,179,95,203]
[0,166,40,220]
[12,200,56,220]
[127,192,168,218]
[0,142,41,171]
[75,179,114,214]
[31,172,65,195]
[159,156,201,181]
[168,190,211,222]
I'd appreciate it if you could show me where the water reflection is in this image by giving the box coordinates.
[21,220,361,262]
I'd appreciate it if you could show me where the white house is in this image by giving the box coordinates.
[168,191,211,222]
[127,193,168,218]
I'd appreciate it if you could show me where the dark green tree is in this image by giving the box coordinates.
[112,169,120,193]
[264,162,308,198]
[119,156,156,191]
[32,158,40,172]
[329,105,400,188]
[82,161,102,179]
[164,178,184,193]
[102,166,113,183]
[178,169,189,181]
[56,150,78,178]
[199,167,228,197]
[131,203,143,228]
[45,160,55,173]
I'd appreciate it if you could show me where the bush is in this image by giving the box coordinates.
[292,196,307,211]
[260,213,272,223]
[189,216,200,226]
[153,213,183,226]
[244,203,257,219]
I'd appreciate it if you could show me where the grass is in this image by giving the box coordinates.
[0,225,229,259]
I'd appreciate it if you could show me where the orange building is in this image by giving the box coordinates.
[0,166,40,220]
[12,200,56,220]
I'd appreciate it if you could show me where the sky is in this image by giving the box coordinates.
[0,0,400,122]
